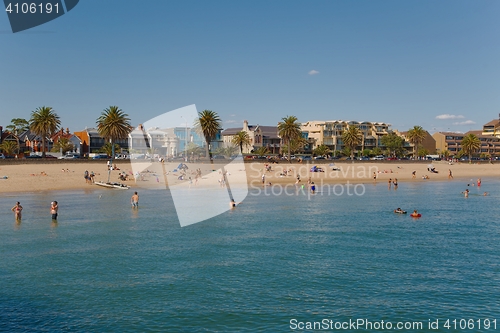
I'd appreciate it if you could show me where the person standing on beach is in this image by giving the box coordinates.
[448,169,453,179]
[412,170,416,179]
[11,202,23,220]
[131,192,139,208]
[261,174,265,186]
[51,201,58,220]
[373,172,377,183]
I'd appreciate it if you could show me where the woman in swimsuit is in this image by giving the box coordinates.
[11,202,23,220]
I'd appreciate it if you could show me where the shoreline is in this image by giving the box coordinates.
[0,160,496,195]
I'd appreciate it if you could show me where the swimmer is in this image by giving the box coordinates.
[131,192,139,208]
[410,210,420,217]
[310,182,316,194]
[51,201,58,220]
[11,202,23,220]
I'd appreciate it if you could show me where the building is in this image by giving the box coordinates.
[399,130,436,155]
[221,120,280,154]
[432,132,464,155]
[128,125,216,157]
[50,128,82,154]
[301,120,393,153]
[466,130,500,156]
[74,128,129,156]
[482,116,500,137]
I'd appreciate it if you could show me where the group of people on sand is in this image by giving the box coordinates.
[84,170,95,184]
[11,201,58,221]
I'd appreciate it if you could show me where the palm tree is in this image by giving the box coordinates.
[99,142,121,157]
[96,106,131,162]
[29,107,61,157]
[193,110,222,161]
[6,118,29,154]
[232,131,251,154]
[51,137,74,154]
[0,140,18,156]
[254,146,269,157]
[461,133,481,162]
[406,126,426,158]
[278,115,301,162]
[342,125,363,161]
[313,144,330,157]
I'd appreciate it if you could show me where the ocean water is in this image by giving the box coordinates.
[1,179,499,332]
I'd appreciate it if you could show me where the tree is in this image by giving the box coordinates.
[281,137,308,156]
[442,150,450,159]
[96,106,131,161]
[461,133,481,162]
[29,106,61,157]
[362,149,371,157]
[278,115,302,162]
[381,133,404,157]
[232,131,251,154]
[194,110,222,161]
[51,137,74,154]
[406,126,426,157]
[342,125,363,161]
[313,144,330,157]
[6,118,29,154]
[370,147,382,156]
[0,140,18,156]
[417,146,429,157]
[254,146,269,157]
[99,142,121,157]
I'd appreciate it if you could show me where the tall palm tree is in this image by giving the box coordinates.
[6,118,29,154]
[278,115,301,163]
[342,125,363,161]
[96,106,132,161]
[461,133,481,162]
[29,107,61,157]
[232,131,251,154]
[193,110,222,161]
[407,125,426,158]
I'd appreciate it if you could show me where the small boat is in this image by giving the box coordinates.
[94,181,130,190]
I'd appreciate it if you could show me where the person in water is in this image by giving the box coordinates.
[393,178,398,189]
[394,207,405,214]
[410,210,420,217]
[11,202,23,220]
[229,199,236,208]
[463,189,469,198]
[310,182,316,194]
[51,201,58,220]
[131,192,139,208]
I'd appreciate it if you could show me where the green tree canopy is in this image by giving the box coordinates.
[342,125,363,161]
[96,106,131,160]
[194,110,222,161]
[381,133,404,157]
[278,115,302,162]
[29,106,61,157]
[461,133,481,162]
[313,144,330,157]
[51,137,74,154]
[232,131,251,154]
[0,140,18,156]
[407,126,426,157]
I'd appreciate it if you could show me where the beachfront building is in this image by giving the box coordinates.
[74,128,129,157]
[301,120,393,153]
[398,130,436,155]
[18,130,52,154]
[432,132,464,155]
[482,116,500,137]
[50,128,83,155]
[465,130,500,156]
[128,125,215,157]
[221,120,281,154]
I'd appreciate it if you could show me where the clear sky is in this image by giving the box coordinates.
[1,0,499,134]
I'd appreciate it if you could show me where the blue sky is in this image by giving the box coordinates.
[1,0,499,134]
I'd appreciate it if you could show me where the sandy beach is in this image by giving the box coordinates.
[0,159,498,194]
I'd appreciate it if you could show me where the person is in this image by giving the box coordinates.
[393,178,398,189]
[84,170,90,184]
[477,178,481,187]
[90,171,95,183]
[394,207,406,214]
[448,169,453,179]
[131,192,139,208]
[463,189,469,198]
[261,174,265,186]
[412,170,416,179]
[410,210,420,217]
[51,201,58,220]
[373,172,377,182]
[310,182,316,194]
[229,199,236,209]
[388,178,392,189]
[11,202,23,220]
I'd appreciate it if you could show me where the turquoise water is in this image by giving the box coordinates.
[1,180,499,332]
